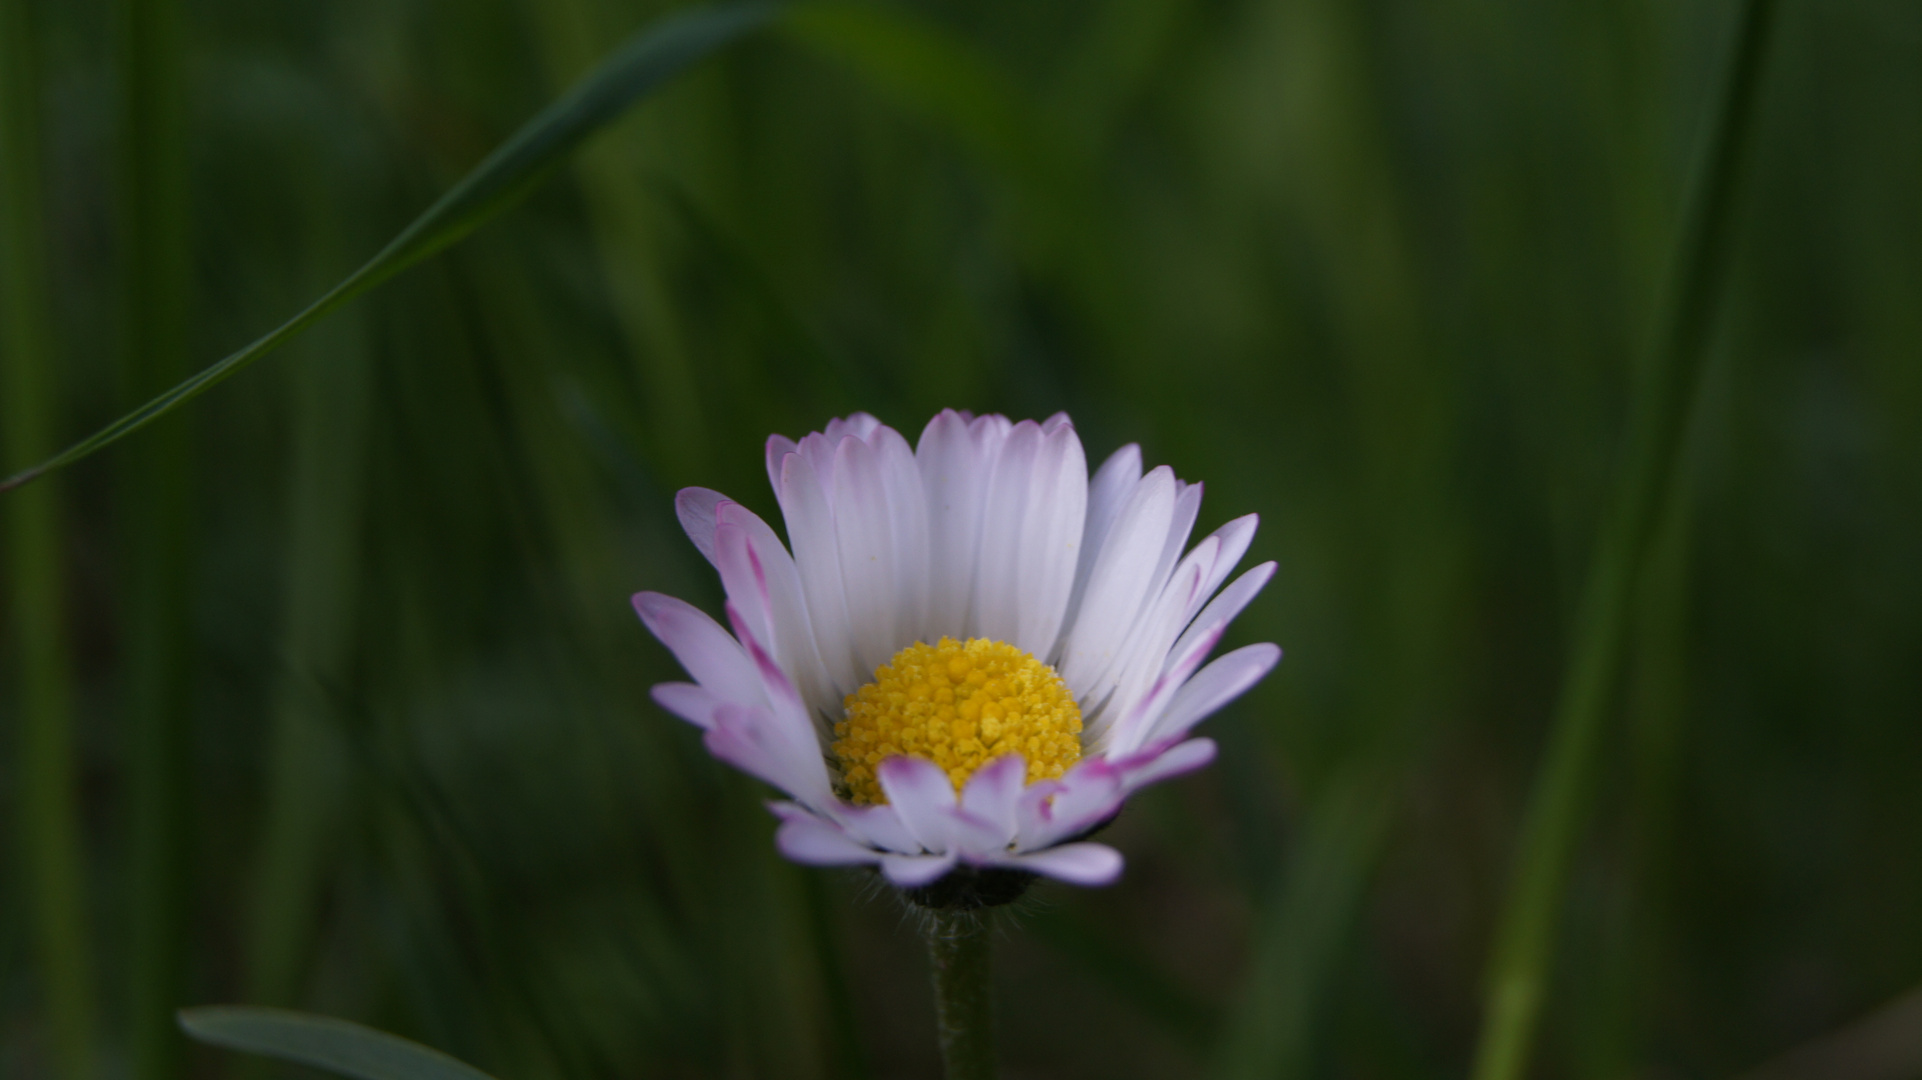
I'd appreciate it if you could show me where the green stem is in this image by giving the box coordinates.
[1468,3,1777,1080]
[925,908,997,1080]
[118,0,194,1075]
[2,0,97,1074]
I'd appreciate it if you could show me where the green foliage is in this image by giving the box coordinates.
[179,1008,499,1080]
[3,0,1920,1078]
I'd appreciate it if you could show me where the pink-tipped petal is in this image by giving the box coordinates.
[704,704,834,808]
[1118,737,1219,794]
[1006,842,1124,886]
[776,812,881,866]
[1145,643,1282,746]
[1016,761,1124,851]
[882,853,958,887]
[1098,621,1222,758]
[1088,552,1211,750]
[714,504,833,717]
[650,682,723,729]
[1167,561,1277,675]
[878,756,960,851]
[829,801,918,854]
[959,754,1026,844]
[632,592,766,708]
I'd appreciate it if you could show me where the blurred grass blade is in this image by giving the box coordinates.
[1215,771,1396,1080]
[0,0,775,494]
[781,1,1039,183]
[117,1,194,1079]
[178,1007,500,1080]
[2,0,98,1073]
[1468,2,1780,1079]
[243,219,372,1007]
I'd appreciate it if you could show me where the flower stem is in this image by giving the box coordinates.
[926,909,997,1080]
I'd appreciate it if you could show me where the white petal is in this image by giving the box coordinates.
[826,412,882,443]
[1183,514,1259,627]
[958,754,1025,845]
[795,430,840,496]
[631,592,766,708]
[917,409,993,634]
[777,450,861,693]
[972,421,1042,644]
[882,853,958,887]
[878,755,960,851]
[831,435,901,676]
[775,811,881,866]
[1144,643,1282,746]
[1087,554,1211,748]
[872,424,931,645]
[1018,421,1087,659]
[765,434,799,496]
[1058,466,1176,695]
[1148,482,1203,621]
[1061,443,1143,635]
[1000,842,1123,886]
[674,487,727,568]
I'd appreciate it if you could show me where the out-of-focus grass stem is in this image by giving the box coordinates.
[1214,0,1465,1074]
[1469,3,1779,1080]
[1,0,97,1075]
[118,0,195,1074]
[243,192,370,1009]
[523,0,712,484]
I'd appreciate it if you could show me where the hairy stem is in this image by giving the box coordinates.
[926,908,997,1080]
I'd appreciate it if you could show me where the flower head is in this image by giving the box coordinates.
[634,410,1279,901]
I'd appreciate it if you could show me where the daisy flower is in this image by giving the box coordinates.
[633,410,1279,902]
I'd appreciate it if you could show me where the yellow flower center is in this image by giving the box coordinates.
[832,637,1083,805]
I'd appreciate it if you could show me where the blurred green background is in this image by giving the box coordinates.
[3,0,1920,1077]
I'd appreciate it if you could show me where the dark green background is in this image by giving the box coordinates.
[3,0,1919,1077]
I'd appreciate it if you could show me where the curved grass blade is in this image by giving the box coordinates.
[0,0,775,494]
[178,1008,499,1080]
[1467,2,1780,1079]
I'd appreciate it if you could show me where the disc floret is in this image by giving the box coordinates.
[834,637,1082,804]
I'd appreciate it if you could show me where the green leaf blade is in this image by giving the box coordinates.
[0,0,776,494]
[178,1007,501,1080]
